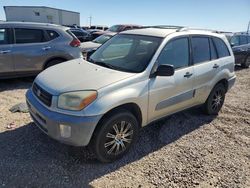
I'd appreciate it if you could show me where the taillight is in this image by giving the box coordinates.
[70,39,81,47]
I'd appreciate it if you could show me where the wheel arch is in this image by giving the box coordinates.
[43,56,69,70]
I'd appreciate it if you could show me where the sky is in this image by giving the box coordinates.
[0,0,249,32]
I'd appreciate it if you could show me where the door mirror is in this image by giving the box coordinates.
[230,43,235,47]
[155,64,175,77]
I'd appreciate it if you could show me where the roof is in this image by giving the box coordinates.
[121,27,229,39]
[0,21,69,30]
[121,28,177,37]
[4,6,80,14]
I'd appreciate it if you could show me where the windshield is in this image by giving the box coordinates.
[89,34,162,73]
[93,35,112,44]
[108,25,122,32]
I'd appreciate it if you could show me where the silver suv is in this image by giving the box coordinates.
[26,26,236,162]
[0,22,82,78]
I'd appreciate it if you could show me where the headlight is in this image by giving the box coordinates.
[58,90,97,111]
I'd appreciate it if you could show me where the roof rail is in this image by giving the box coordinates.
[143,25,184,30]
[177,27,220,32]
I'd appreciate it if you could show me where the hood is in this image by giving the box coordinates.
[80,41,101,52]
[35,59,135,95]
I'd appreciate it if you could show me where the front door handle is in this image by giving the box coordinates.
[42,46,51,51]
[213,64,220,69]
[184,72,193,78]
[0,50,11,54]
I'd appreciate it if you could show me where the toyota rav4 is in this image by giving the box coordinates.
[26,26,236,162]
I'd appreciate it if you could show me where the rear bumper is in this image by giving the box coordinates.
[26,89,102,146]
[228,75,236,91]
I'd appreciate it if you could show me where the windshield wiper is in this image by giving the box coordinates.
[89,58,117,69]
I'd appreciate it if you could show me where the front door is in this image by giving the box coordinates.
[148,37,195,123]
[0,28,14,74]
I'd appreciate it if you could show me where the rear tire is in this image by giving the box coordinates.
[90,110,139,163]
[203,83,226,115]
[45,59,65,69]
[241,56,250,68]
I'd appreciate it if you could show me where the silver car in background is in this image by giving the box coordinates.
[26,26,236,162]
[0,22,82,79]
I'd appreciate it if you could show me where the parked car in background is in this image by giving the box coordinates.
[70,28,92,42]
[80,33,116,59]
[26,26,235,162]
[89,25,109,31]
[225,32,250,68]
[91,24,142,39]
[0,22,82,79]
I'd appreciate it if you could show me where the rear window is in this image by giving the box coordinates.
[192,37,210,64]
[46,30,59,40]
[212,37,230,58]
[15,28,46,44]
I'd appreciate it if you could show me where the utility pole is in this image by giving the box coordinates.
[247,20,250,34]
[89,15,92,27]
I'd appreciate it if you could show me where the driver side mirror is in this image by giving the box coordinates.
[230,43,235,47]
[154,64,175,77]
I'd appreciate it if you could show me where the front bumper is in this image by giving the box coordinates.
[228,75,236,91]
[26,89,102,146]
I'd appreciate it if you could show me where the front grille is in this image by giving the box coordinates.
[32,83,52,107]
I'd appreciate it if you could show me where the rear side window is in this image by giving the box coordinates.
[15,28,46,44]
[239,35,248,45]
[212,37,230,58]
[191,37,210,64]
[0,28,10,45]
[46,30,59,40]
[158,37,189,69]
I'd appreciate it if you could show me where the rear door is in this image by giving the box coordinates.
[11,28,51,72]
[0,28,14,74]
[148,37,195,122]
[232,35,248,64]
[191,36,219,104]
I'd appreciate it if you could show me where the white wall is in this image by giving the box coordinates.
[4,6,80,26]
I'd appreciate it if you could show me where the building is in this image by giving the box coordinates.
[4,6,80,26]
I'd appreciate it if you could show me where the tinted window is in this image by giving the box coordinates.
[158,37,189,69]
[240,35,248,45]
[248,36,250,43]
[213,37,230,58]
[15,28,46,44]
[72,31,87,37]
[46,30,59,40]
[209,38,217,60]
[0,28,10,45]
[192,37,210,64]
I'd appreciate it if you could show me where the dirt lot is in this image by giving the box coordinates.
[0,66,249,188]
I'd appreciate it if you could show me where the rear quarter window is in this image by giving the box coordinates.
[46,30,59,41]
[212,37,230,58]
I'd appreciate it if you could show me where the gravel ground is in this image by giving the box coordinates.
[0,66,249,188]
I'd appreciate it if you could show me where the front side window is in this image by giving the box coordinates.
[15,28,46,44]
[89,34,162,73]
[213,37,230,58]
[192,37,210,64]
[157,37,189,69]
[108,25,122,32]
[239,35,248,45]
[0,28,10,45]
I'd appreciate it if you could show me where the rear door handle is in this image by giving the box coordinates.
[213,64,220,69]
[0,50,11,54]
[42,46,51,51]
[184,72,193,78]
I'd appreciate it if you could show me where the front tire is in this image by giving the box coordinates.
[204,83,226,115]
[90,110,139,163]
